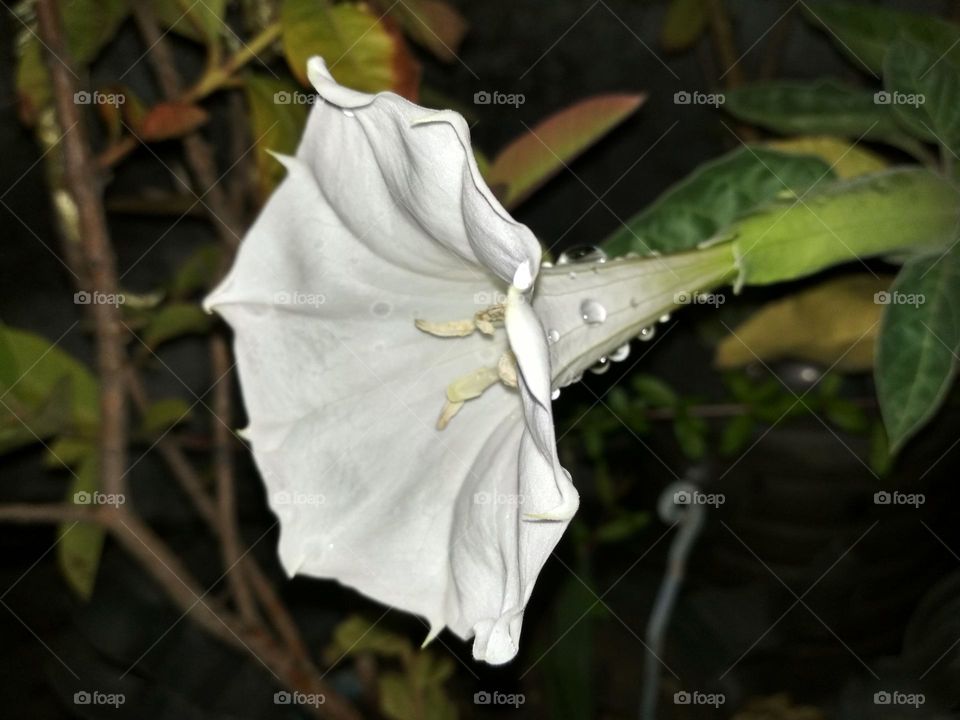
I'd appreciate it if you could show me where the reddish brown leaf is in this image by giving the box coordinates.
[487,93,646,209]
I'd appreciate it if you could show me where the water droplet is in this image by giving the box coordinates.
[371,301,392,317]
[558,245,608,265]
[659,313,671,324]
[547,329,560,344]
[551,388,561,400]
[609,343,631,362]
[637,325,656,342]
[589,357,610,375]
[568,271,578,280]
[342,109,355,118]
[580,299,607,325]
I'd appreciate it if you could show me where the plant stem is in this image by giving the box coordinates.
[35,0,129,501]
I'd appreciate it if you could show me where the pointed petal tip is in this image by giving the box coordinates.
[471,613,522,665]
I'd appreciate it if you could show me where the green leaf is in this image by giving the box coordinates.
[876,247,960,452]
[661,0,708,52]
[142,303,212,348]
[764,136,888,179]
[486,93,646,209]
[803,2,960,75]
[732,169,960,287]
[325,615,411,662]
[14,0,130,123]
[169,244,224,298]
[141,398,193,436]
[631,374,678,408]
[595,511,649,544]
[884,39,960,154]
[603,147,833,256]
[719,414,755,456]
[153,0,228,43]
[542,555,595,720]
[281,0,420,98]
[723,81,921,155]
[0,324,98,432]
[674,407,707,460]
[824,398,869,433]
[57,453,106,600]
[243,74,309,201]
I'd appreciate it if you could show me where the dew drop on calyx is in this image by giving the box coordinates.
[589,356,610,375]
[609,343,631,362]
[637,325,656,342]
[551,388,561,400]
[558,245,608,265]
[547,328,560,344]
[580,299,607,325]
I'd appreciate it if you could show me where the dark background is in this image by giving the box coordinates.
[2,0,960,718]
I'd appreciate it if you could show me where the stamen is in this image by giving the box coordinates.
[474,304,505,335]
[415,303,505,338]
[497,351,518,387]
[415,318,476,337]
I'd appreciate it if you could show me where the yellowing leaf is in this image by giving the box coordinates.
[764,136,887,179]
[487,93,646,209]
[661,0,708,52]
[244,74,310,200]
[282,0,420,99]
[715,275,892,371]
[153,0,229,43]
[388,0,467,62]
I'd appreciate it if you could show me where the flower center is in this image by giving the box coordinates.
[415,303,518,429]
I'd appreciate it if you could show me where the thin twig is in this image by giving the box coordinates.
[36,0,129,500]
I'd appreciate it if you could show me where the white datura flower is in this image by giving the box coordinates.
[205,57,734,664]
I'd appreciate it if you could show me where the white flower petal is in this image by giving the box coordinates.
[205,62,576,666]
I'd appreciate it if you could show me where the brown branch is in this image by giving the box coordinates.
[0,503,102,524]
[36,0,128,500]
[126,366,315,678]
[130,0,244,246]
[210,334,259,625]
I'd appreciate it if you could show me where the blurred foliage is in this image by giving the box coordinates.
[326,616,458,720]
